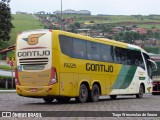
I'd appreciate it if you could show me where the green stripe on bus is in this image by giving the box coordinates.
[120,66,137,89]
[111,65,137,89]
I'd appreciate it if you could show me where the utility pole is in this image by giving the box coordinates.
[61,0,63,30]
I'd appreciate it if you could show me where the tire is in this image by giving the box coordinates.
[110,95,117,100]
[90,84,100,102]
[152,92,159,95]
[136,84,144,98]
[43,97,54,103]
[76,84,88,103]
[152,92,156,95]
[56,97,71,103]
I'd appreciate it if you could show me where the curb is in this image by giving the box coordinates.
[0,90,16,93]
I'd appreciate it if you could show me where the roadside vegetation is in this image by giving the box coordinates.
[0,65,14,71]
[5,14,44,47]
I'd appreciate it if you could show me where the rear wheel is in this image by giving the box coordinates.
[110,95,117,100]
[75,84,88,103]
[90,84,100,102]
[136,84,144,98]
[56,97,71,103]
[43,97,54,103]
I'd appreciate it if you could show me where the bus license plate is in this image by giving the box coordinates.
[30,88,37,92]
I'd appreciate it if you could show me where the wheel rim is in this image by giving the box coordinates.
[81,88,87,98]
[91,85,99,102]
[93,88,98,97]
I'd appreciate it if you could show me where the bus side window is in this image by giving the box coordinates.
[101,44,114,62]
[87,42,101,61]
[114,47,120,63]
[59,35,73,57]
[73,38,87,59]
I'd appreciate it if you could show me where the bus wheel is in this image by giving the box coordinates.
[110,95,117,100]
[56,97,71,103]
[136,84,144,98]
[90,84,100,102]
[76,84,88,103]
[43,97,54,103]
[152,92,156,95]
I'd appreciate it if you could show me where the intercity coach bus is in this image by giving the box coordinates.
[15,29,156,103]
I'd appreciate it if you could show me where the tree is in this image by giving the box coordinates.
[74,22,80,29]
[0,0,14,42]
[68,24,77,33]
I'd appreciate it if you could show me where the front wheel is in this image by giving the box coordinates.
[43,97,54,103]
[75,84,88,103]
[136,84,144,98]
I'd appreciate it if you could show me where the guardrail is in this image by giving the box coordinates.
[0,90,16,93]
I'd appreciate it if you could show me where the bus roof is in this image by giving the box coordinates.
[95,38,147,53]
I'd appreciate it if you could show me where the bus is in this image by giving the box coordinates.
[15,29,156,103]
[150,55,160,95]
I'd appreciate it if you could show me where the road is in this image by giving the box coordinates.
[0,69,15,77]
[0,61,15,77]
[0,93,160,119]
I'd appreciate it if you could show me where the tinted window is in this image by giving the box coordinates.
[101,44,114,62]
[73,38,87,59]
[59,35,144,68]
[59,36,73,57]
[114,47,121,63]
[87,42,101,60]
[132,51,144,69]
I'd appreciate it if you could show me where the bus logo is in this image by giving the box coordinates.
[23,33,45,45]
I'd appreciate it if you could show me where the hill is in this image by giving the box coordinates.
[4,14,160,51]
[43,14,160,28]
[8,14,44,46]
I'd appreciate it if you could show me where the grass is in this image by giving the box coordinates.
[54,14,160,24]
[8,14,44,46]
[139,24,160,29]
[144,46,160,54]
[0,65,14,70]
[0,76,12,79]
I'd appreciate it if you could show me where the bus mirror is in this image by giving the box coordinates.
[148,59,157,71]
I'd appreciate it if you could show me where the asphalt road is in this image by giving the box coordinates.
[0,69,15,77]
[0,93,160,119]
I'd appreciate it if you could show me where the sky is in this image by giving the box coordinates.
[10,0,160,15]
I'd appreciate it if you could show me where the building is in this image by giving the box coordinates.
[53,9,91,15]
[52,22,60,27]
[64,18,75,24]
[133,28,148,35]
[16,11,28,14]
[63,9,77,14]
[77,29,91,36]
[77,10,91,15]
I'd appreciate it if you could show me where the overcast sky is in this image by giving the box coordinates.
[10,0,160,15]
